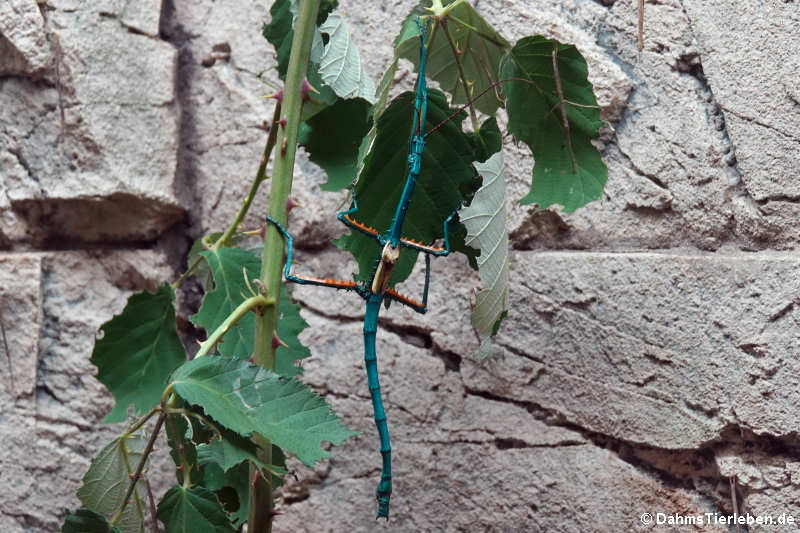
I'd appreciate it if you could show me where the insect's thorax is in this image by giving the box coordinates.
[370,242,400,295]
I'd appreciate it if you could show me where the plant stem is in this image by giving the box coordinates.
[111,411,167,526]
[195,294,274,357]
[125,406,160,435]
[249,1,321,532]
[172,100,283,290]
[215,100,283,249]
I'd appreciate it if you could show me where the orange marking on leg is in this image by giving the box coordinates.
[399,236,446,253]
[386,289,424,309]
[343,215,380,236]
[295,274,358,289]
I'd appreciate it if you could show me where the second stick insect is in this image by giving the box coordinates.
[267,17,455,520]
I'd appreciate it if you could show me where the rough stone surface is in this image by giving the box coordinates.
[0,250,172,531]
[1,0,799,531]
[0,0,52,78]
[0,5,183,246]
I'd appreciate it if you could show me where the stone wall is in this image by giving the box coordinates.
[1,0,798,531]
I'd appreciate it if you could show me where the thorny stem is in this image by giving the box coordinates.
[195,294,275,358]
[250,1,322,532]
[215,100,283,249]
[145,477,158,532]
[171,255,204,290]
[439,18,480,131]
[171,99,283,291]
[125,406,161,436]
[110,411,167,527]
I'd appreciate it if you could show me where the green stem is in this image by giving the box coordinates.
[171,255,204,290]
[172,101,283,291]
[110,411,167,526]
[249,2,321,532]
[164,408,223,440]
[123,406,160,436]
[215,100,283,249]
[196,294,274,358]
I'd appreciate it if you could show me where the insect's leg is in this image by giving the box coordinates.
[398,210,457,257]
[383,254,431,314]
[337,190,386,245]
[336,187,360,223]
[265,216,361,292]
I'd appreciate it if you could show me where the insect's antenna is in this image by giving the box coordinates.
[413,17,431,137]
[424,76,575,137]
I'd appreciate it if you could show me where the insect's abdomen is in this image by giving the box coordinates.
[363,299,392,519]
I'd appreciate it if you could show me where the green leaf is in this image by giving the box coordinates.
[190,248,311,373]
[92,285,186,423]
[500,36,607,212]
[62,509,122,533]
[468,116,502,163]
[263,0,339,79]
[317,0,339,25]
[187,233,246,292]
[337,89,480,285]
[311,12,376,102]
[262,0,294,79]
[198,441,287,526]
[352,8,420,187]
[197,429,271,473]
[165,413,199,486]
[169,357,356,466]
[457,152,509,347]
[275,284,312,376]
[156,486,236,533]
[298,97,372,191]
[76,434,148,533]
[200,461,250,527]
[190,248,261,359]
[398,1,510,115]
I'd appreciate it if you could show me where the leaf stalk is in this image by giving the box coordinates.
[196,294,275,358]
[110,411,167,527]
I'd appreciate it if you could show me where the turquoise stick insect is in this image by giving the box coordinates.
[267,18,456,520]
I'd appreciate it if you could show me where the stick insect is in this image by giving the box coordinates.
[266,17,453,520]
